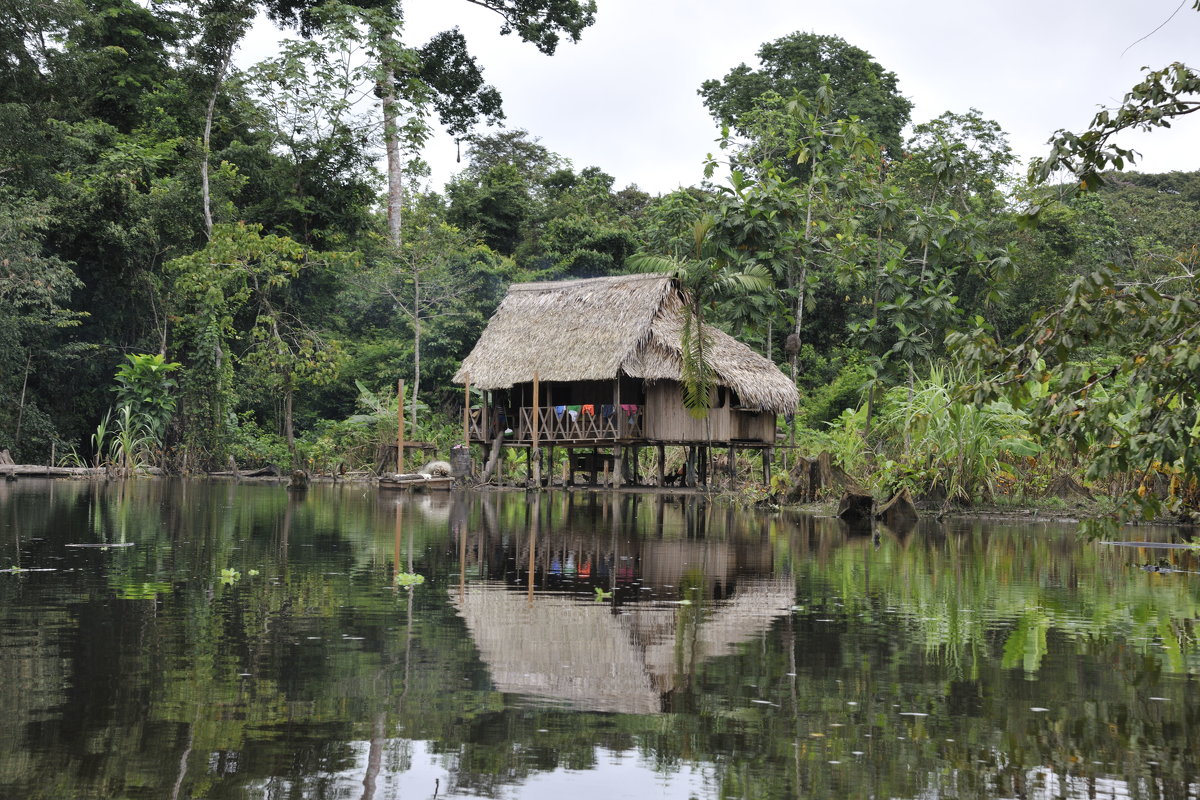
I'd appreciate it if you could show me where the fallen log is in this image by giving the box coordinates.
[2,464,109,478]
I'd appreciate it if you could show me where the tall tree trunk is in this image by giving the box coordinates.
[201,52,232,240]
[382,69,403,248]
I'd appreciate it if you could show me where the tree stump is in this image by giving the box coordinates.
[837,490,873,523]
[875,488,918,529]
[1045,474,1093,501]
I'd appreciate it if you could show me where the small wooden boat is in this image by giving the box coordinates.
[379,473,453,491]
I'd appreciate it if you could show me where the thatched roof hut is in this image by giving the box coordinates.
[453,274,798,415]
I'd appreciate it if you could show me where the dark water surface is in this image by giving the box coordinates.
[1,479,1197,800]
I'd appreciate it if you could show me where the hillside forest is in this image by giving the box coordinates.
[2,0,1198,519]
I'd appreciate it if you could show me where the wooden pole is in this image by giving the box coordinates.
[532,372,541,487]
[657,444,665,486]
[462,375,471,446]
[397,379,406,473]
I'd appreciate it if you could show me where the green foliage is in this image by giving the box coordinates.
[874,367,1040,502]
[953,265,1200,517]
[228,413,291,468]
[113,353,180,442]
[699,32,913,160]
[628,215,771,419]
[798,358,870,427]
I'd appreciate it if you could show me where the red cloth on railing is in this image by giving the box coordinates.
[581,404,595,416]
[620,404,638,417]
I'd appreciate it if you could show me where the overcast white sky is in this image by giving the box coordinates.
[243,0,1200,195]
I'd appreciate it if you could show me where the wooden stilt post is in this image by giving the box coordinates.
[729,445,736,482]
[762,448,771,486]
[657,444,665,486]
[397,379,405,474]
[532,371,541,488]
[462,376,471,446]
[568,447,575,486]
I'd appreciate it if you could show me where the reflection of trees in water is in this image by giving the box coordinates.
[0,484,1198,800]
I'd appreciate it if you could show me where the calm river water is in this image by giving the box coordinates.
[0,478,1197,800]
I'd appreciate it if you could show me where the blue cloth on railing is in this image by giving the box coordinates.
[555,405,566,418]
[601,404,616,419]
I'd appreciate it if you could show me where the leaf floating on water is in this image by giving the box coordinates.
[247,569,260,577]
[1030,707,1050,712]
[395,572,425,587]
[750,700,779,707]
[899,712,928,717]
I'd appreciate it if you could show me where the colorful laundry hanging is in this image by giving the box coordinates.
[581,404,595,416]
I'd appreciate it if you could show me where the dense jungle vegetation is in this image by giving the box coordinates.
[1,0,1198,519]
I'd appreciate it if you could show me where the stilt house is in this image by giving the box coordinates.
[453,274,799,481]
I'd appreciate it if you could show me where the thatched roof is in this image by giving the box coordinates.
[453,274,799,414]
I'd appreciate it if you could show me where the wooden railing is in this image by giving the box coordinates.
[468,405,643,443]
[518,405,643,442]
[468,407,490,442]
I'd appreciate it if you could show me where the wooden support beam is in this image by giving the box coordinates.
[657,444,665,487]
[462,376,471,447]
[397,379,405,473]
[531,371,541,488]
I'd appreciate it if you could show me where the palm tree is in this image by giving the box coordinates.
[628,216,771,418]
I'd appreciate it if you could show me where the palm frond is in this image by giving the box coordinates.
[680,308,716,419]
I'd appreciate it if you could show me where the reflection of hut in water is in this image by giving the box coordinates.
[452,577,794,714]
[462,494,778,601]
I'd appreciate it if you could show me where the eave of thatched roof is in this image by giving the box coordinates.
[453,274,799,415]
